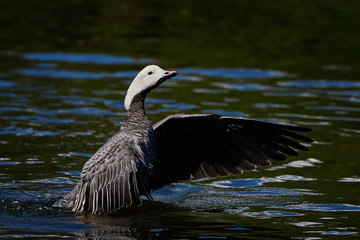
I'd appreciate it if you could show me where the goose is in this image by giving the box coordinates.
[53,65,313,214]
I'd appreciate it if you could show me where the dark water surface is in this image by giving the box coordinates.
[1,1,360,239]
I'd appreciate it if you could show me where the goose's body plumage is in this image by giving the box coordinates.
[53,65,313,214]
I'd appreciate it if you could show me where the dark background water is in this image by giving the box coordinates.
[1,0,360,239]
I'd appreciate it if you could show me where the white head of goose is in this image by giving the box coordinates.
[53,65,313,214]
[124,65,177,111]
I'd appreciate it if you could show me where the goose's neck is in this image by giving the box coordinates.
[122,94,152,132]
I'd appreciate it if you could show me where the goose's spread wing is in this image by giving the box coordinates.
[55,130,152,214]
[150,114,313,190]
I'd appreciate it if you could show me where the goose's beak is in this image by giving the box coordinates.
[161,70,178,81]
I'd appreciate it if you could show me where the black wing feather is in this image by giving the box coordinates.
[150,114,313,190]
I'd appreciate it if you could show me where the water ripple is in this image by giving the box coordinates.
[12,68,137,80]
[306,105,360,112]
[22,52,151,65]
[0,80,15,88]
[179,67,286,79]
[163,103,198,110]
[254,103,290,109]
[208,175,316,190]
[291,221,322,227]
[338,177,360,182]
[275,203,360,212]
[267,158,322,171]
[212,82,270,91]
[2,115,84,124]
[278,80,360,88]
[56,107,118,116]
[321,231,358,235]
[0,126,61,136]
[202,109,247,117]
[264,92,318,98]
[273,113,360,122]
[242,211,303,218]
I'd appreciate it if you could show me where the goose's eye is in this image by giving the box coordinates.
[148,71,153,75]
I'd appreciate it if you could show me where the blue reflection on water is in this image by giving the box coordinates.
[226,226,251,231]
[12,53,289,81]
[163,103,198,110]
[0,80,14,88]
[23,52,151,65]
[0,107,24,113]
[307,105,360,112]
[243,211,303,218]
[202,109,247,117]
[208,178,264,189]
[179,67,286,79]
[329,90,360,97]
[212,82,270,91]
[322,231,358,235]
[278,79,360,88]
[2,115,84,124]
[56,107,119,116]
[12,67,286,81]
[275,203,360,212]
[0,126,61,136]
[274,113,360,122]
[12,68,137,79]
